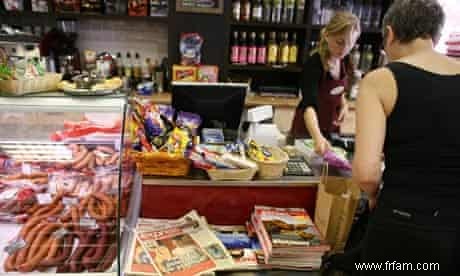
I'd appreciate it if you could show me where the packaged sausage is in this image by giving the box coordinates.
[172,65,197,82]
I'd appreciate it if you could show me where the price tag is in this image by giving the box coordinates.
[52,228,69,239]
[22,163,32,175]
[62,197,79,206]
[80,217,98,229]
[36,193,53,205]
[4,238,26,255]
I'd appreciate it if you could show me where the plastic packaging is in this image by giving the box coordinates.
[180,33,204,66]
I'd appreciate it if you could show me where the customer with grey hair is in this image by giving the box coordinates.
[352,0,460,275]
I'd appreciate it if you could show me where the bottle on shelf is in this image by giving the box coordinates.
[239,31,248,65]
[231,31,240,64]
[124,52,133,88]
[233,0,241,21]
[262,0,272,22]
[241,0,251,21]
[271,0,282,23]
[353,0,363,20]
[279,32,290,66]
[133,52,142,85]
[282,0,295,24]
[312,0,322,25]
[115,52,123,77]
[371,0,382,28]
[248,32,257,64]
[359,44,374,73]
[288,32,298,64]
[361,0,373,29]
[267,32,279,65]
[142,57,151,81]
[295,0,305,24]
[154,60,164,93]
[321,0,333,25]
[351,44,361,71]
[252,0,263,22]
[257,32,267,64]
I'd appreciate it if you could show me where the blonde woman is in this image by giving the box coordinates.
[290,11,360,155]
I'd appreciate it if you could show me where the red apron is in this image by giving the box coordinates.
[291,69,347,139]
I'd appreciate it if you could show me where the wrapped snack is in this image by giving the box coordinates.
[247,140,274,162]
[176,111,202,136]
[180,33,204,66]
[172,65,197,82]
[193,145,236,169]
[164,127,191,156]
[157,104,175,124]
[197,65,219,82]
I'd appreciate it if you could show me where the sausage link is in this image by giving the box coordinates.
[17,238,54,272]
[40,234,74,267]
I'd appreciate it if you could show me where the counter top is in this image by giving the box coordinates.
[144,93,301,108]
[143,175,320,187]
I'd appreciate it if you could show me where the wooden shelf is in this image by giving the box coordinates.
[230,21,308,30]
[228,64,303,73]
[0,34,41,43]
[311,24,381,34]
[3,11,168,23]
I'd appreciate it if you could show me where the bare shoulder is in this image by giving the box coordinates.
[359,68,397,116]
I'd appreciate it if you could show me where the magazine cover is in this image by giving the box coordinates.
[253,206,329,251]
[136,210,234,275]
[126,236,160,276]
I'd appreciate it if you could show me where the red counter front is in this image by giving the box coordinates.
[141,178,319,225]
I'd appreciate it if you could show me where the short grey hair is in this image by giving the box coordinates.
[382,0,445,43]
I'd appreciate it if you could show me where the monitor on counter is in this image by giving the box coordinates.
[171,82,248,141]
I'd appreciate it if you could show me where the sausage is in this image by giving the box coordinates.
[56,263,69,273]
[26,204,40,216]
[4,251,17,272]
[28,172,48,179]
[71,206,80,232]
[96,146,115,155]
[93,193,115,218]
[106,153,120,166]
[88,153,96,169]
[89,243,117,272]
[31,177,48,185]
[68,231,95,273]
[78,196,90,217]
[82,225,110,268]
[73,151,94,170]
[40,234,74,267]
[33,202,64,219]
[95,155,104,166]
[72,145,88,165]
[17,238,54,272]
[26,223,62,261]
[15,222,48,268]
[88,197,104,221]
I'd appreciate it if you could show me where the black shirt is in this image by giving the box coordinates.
[381,62,460,207]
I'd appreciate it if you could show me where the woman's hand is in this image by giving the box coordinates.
[334,102,348,126]
[314,136,331,156]
[368,196,377,211]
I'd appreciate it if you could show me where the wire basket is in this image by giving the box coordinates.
[251,146,289,180]
[0,73,62,95]
[131,151,191,177]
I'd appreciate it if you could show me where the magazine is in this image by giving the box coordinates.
[135,210,234,276]
[125,236,160,276]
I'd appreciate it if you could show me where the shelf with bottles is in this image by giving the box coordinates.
[228,64,302,73]
[311,24,381,34]
[310,0,385,32]
[2,11,168,23]
[0,34,42,44]
[229,30,302,71]
[230,21,307,30]
[232,0,307,26]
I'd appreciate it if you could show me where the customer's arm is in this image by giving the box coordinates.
[352,69,392,200]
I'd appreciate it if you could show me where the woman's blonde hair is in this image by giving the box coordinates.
[314,11,360,70]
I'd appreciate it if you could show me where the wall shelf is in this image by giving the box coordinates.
[230,21,308,30]
[228,64,303,73]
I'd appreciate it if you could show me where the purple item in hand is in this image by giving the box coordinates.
[323,150,352,171]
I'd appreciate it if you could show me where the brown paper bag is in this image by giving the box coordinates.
[314,164,361,253]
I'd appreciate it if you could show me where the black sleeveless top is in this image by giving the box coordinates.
[380,62,460,207]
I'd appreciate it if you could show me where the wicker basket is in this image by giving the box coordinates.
[131,151,191,177]
[207,168,257,181]
[0,73,62,95]
[251,146,289,180]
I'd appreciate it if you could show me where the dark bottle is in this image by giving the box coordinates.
[353,0,363,20]
[257,32,267,64]
[282,0,295,23]
[271,0,282,23]
[248,32,257,64]
[133,52,142,85]
[371,0,382,28]
[252,0,263,21]
[241,0,251,21]
[295,0,305,24]
[239,31,248,64]
[262,0,271,22]
[115,52,123,77]
[233,0,241,21]
[231,31,240,64]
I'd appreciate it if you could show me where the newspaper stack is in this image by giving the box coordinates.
[125,210,234,276]
[250,205,330,270]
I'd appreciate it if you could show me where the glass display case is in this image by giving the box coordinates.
[0,95,129,275]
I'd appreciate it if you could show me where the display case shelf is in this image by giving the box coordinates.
[228,64,303,73]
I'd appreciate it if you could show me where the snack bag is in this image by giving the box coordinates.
[164,127,191,155]
[176,111,202,136]
[247,140,274,162]
[180,33,204,66]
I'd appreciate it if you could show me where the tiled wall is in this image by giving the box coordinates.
[76,19,168,63]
